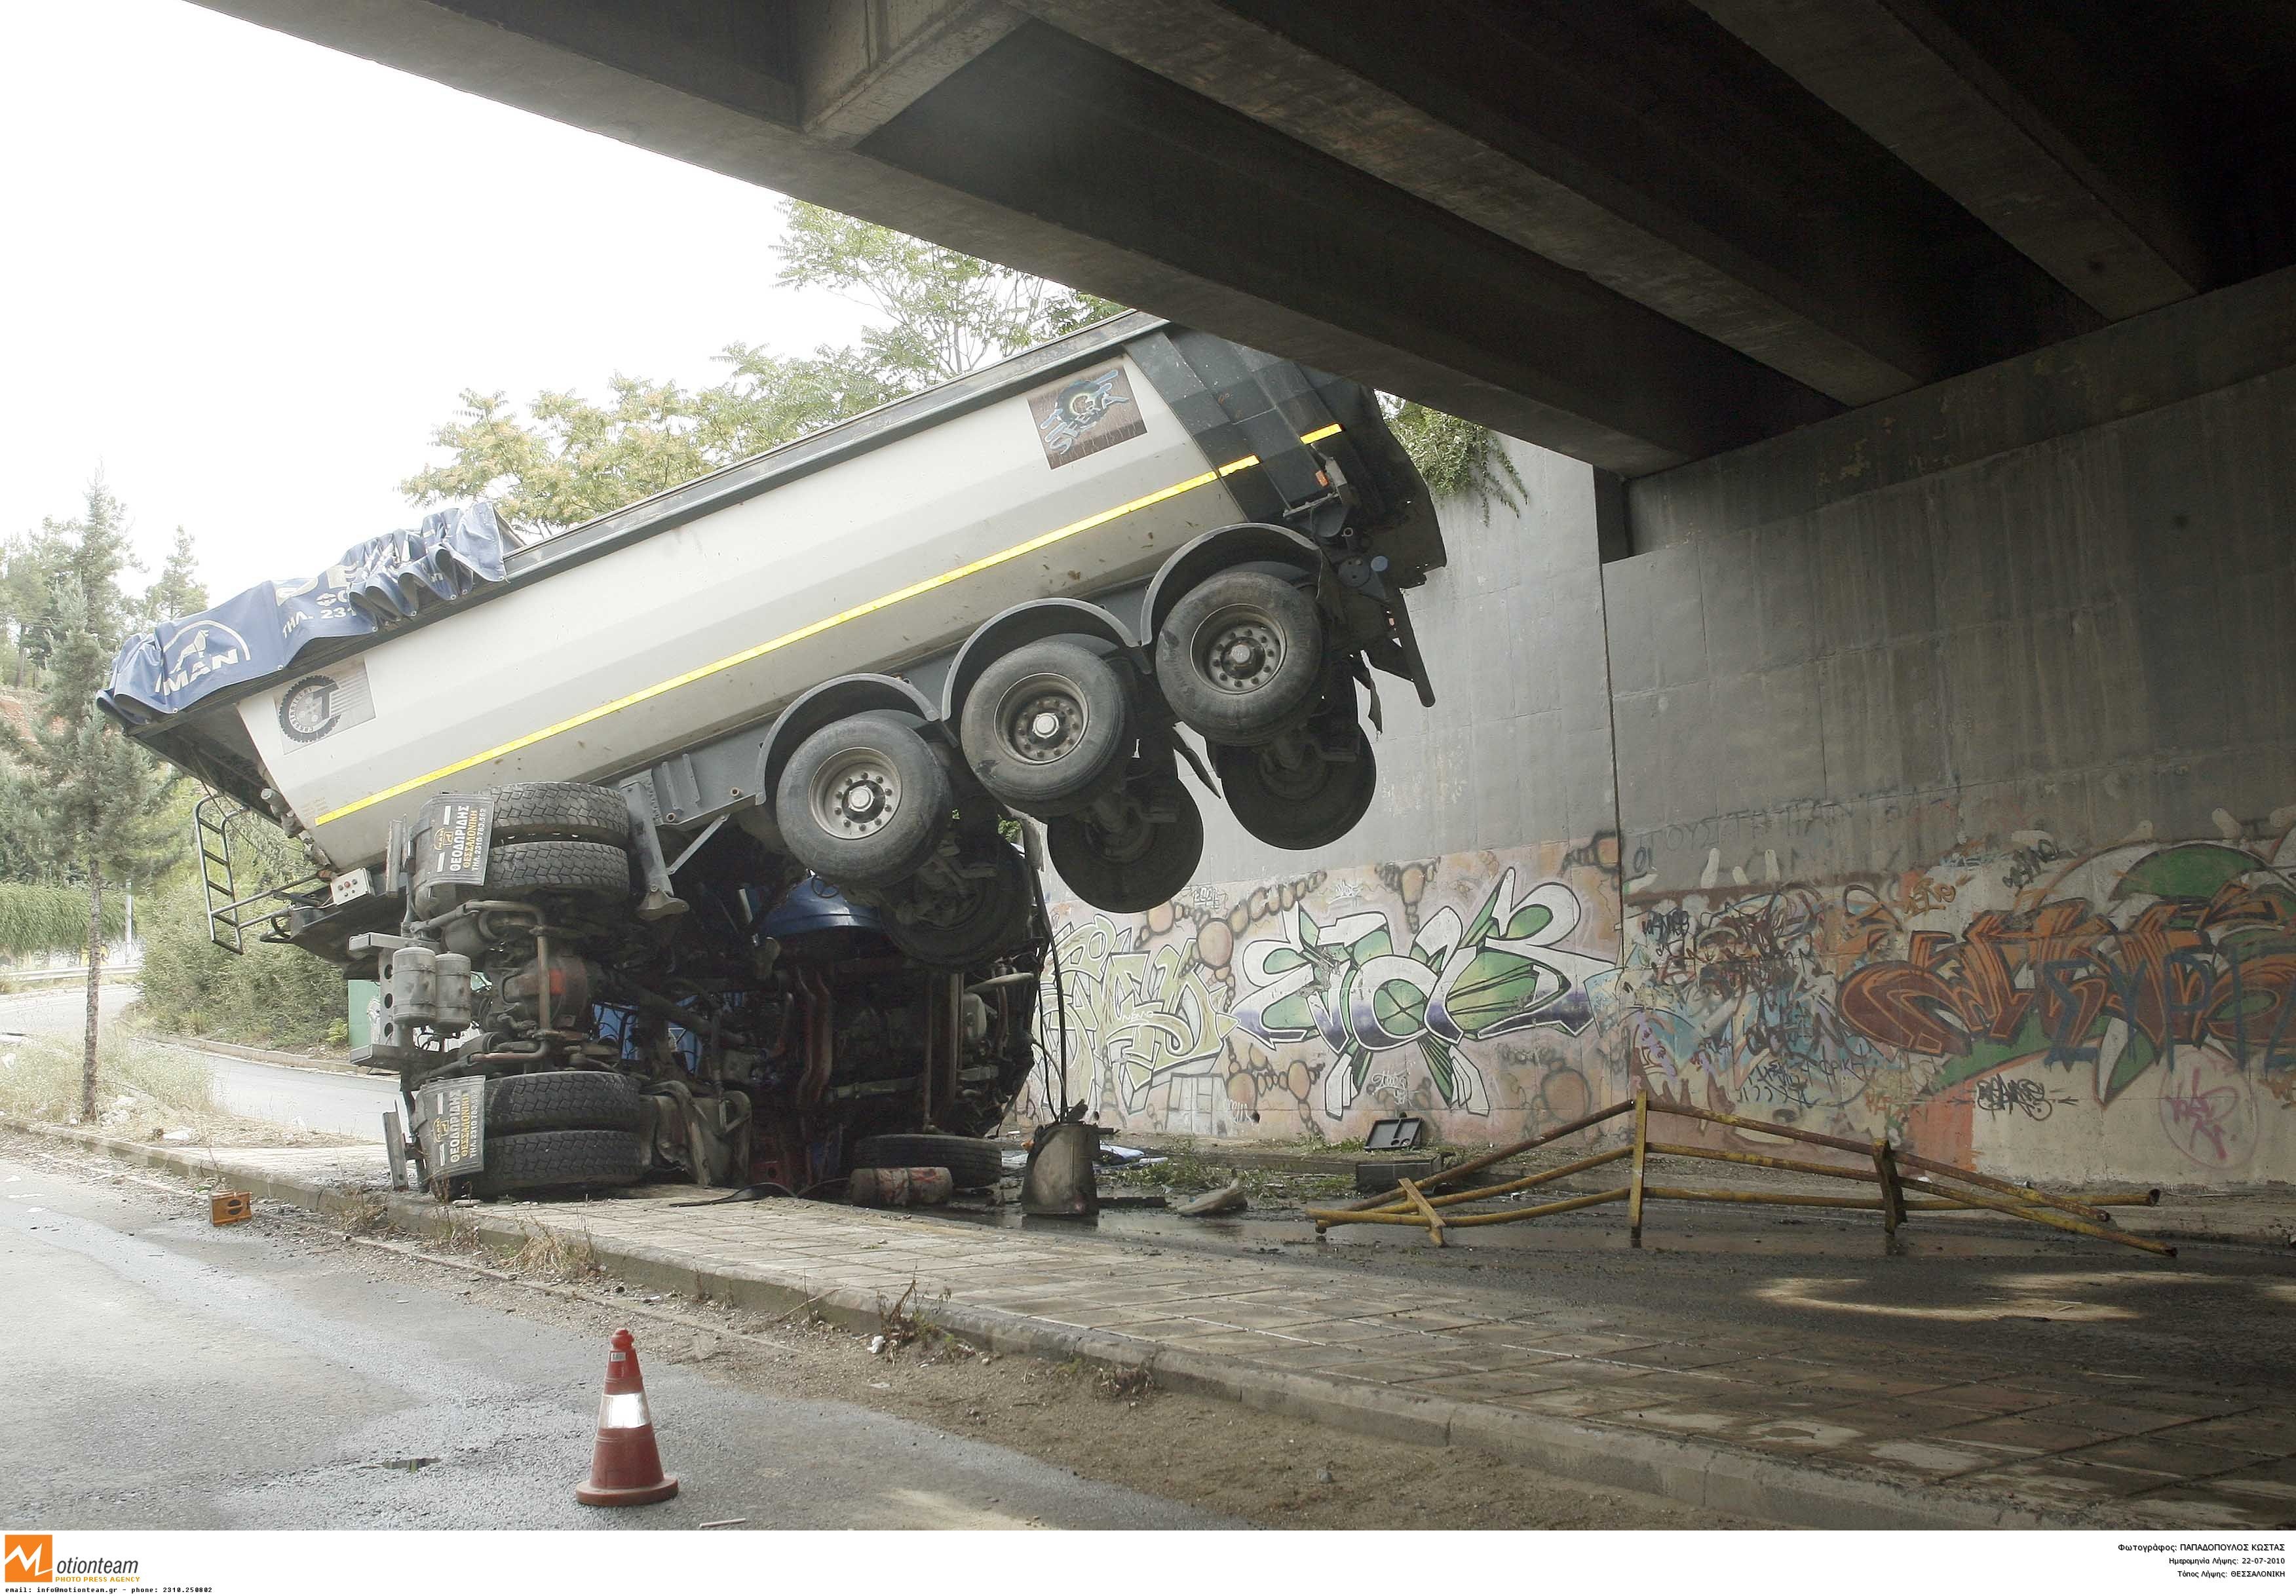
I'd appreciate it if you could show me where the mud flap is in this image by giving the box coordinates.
[411,1074,488,1181]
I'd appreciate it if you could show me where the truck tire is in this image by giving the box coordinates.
[851,1132,1004,1191]
[776,712,952,890]
[485,1070,642,1135]
[1155,570,1323,746]
[1213,727,1378,850]
[413,839,632,918]
[471,1128,647,1196]
[486,841,633,900]
[884,848,1031,971]
[959,639,1134,818]
[1046,777,1203,913]
[489,782,631,848]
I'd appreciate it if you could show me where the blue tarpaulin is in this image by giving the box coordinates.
[101,503,507,724]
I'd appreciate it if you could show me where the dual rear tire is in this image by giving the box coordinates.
[470,1070,647,1198]
[1159,570,1375,853]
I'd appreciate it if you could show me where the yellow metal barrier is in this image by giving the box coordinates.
[1307,1086,2172,1258]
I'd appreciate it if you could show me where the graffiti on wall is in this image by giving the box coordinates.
[1232,869,1611,1118]
[1026,804,2294,1180]
[1030,845,1620,1139]
[1836,841,2296,1104]
[1609,814,2296,1175]
[1038,913,1233,1118]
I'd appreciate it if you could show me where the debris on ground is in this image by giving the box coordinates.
[1174,1175,1248,1217]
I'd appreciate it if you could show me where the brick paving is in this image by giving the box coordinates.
[39,1127,2296,1531]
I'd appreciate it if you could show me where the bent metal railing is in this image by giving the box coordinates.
[1307,1088,2172,1259]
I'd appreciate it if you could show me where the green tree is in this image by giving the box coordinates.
[0,523,69,683]
[405,199,1523,533]
[137,526,209,625]
[1381,398,1526,520]
[404,200,1119,539]
[5,487,183,1118]
[772,201,1120,387]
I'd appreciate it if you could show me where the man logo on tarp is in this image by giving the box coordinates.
[1029,365,1145,468]
[3,1534,49,1582]
[159,619,252,698]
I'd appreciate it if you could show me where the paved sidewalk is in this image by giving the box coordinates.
[19,1119,2296,1532]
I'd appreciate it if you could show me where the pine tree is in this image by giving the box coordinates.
[138,527,209,625]
[7,523,182,1118]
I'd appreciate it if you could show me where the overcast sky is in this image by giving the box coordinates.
[2,0,877,602]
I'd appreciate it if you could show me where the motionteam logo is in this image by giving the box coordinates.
[3,1534,141,1587]
[3,1536,48,1583]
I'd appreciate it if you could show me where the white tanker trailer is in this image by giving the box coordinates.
[102,314,1442,1198]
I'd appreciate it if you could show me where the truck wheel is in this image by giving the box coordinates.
[851,1132,1005,1190]
[486,1070,641,1135]
[471,1128,647,1197]
[1214,727,1377,850]
[776,712,953,889]
[413,839,632,917]
[884,848,1031,971]
[1155,570,1323,745]
[489,782,631,848]
[957,639,1132,818]
[1046,778,1203,913]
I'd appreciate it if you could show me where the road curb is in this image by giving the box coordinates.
[150,1034,381,1077]
[6,1117,2111,1531]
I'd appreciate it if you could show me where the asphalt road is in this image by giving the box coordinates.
[0,1145,1231,1530]
[0,982,398,1138]
[199,1053,398,1139]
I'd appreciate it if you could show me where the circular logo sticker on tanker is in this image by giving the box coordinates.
[274,656,375,746]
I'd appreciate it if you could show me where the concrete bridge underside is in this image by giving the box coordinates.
[190,0,2295,507]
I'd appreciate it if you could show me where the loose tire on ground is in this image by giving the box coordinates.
[957,639,1134,818]
[851,1132,1005,1190]
[485,1070,642,1135]
[1213,727,1377,851]
[775,712,953,890]
[1154,570,1324,745]
[488,782,631,848]
[1046,778,1204,914]
[471,1128,647,1196]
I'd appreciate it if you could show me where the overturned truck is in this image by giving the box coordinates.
[101,314,1444,1198]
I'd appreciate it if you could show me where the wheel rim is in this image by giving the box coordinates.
[1190,601,1287,696]
[808,745,902,839]
[993,672,1090,766]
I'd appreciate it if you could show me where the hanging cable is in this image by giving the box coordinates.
[1024,823,1073,1118]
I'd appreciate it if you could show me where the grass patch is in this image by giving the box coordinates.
[1112,1136,1223,1191]
[0,1032,214,1128]
[508,1221,602,1282]
[0,1030,353,1147]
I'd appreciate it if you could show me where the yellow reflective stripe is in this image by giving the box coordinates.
[312,423,1345,827]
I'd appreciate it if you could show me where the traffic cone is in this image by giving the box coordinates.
[575,1329,679,1506]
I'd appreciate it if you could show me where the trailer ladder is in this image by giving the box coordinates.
[193,792,320,953]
